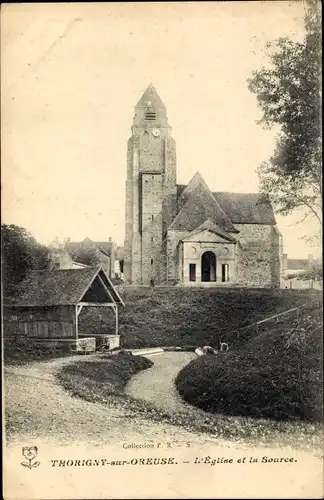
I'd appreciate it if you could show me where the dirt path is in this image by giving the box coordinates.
[4,354,323,500]
[4,354,221,448]
[126,351,197,414]
[4,353,323,461]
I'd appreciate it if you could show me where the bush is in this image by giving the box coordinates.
[175,309,323,422]
[57,353,153,399]
[3,336,71,365]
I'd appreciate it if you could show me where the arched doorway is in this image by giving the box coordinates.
[201,251,216,282]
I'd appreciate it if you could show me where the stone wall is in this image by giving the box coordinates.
[124,127,177,285]
[166,229,237,285]
[234,224,282,288]
[182,237,236,285]
[166,229,191,283]
[141,173,163,284]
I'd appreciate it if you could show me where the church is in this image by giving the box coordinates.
[124,84,283,287]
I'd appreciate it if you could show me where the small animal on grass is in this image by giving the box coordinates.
[220,342,229,352]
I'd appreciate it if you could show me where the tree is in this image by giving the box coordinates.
[70,246,102,267]
[248,0,322,228]
[2,224,50,296]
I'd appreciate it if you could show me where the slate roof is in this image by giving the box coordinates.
[5,266,124,307]
[175,176,276,228]
[213,192,276,225]
[170,173,238,233]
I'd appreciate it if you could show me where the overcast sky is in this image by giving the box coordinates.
[2,2,320,258]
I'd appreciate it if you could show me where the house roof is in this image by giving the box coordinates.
[116,246,125,260]
[185,219,237,242]
[175,182,276,226]
[287,259,309,270]
[95,241,114,256]
[170,173,238,233]
[5,266,124,307]
[65,238,113,257]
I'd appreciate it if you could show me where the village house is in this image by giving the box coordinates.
[56,237,117,279]
[282,253,321,278]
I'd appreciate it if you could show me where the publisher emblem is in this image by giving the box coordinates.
[21,446,40,469]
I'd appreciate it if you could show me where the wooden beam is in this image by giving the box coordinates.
[114,305,119,335]
[76,304,84,316]
[77,302,115,307]
[97,273,115,304]
[75,305,78,340]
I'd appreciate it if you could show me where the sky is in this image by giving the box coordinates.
[1,2,321,258]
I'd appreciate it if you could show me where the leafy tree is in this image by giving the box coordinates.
[302,261,323,280]
[248,0,322,227]
[70,246,102,267]
[2,224,50,296]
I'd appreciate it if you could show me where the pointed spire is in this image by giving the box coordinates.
[135,84,166,108]
[132,84,170,130]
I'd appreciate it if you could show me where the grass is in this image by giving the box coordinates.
[4,288,323,449]
[175,308,323,423]
[3,335,73,366]
[79,287,322,349]
[57,351,153,402]
[55,349,322,451]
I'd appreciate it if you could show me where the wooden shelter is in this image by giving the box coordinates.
[3,265,125,352]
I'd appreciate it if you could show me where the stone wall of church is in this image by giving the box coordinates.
[166,229,191,283]
[124,133,177,285]
[235,224,281,288]
[166,230,237,285]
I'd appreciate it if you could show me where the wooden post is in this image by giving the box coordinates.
[115,305,119,335]
[75,305,78,340]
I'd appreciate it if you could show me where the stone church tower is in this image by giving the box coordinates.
[124,84,177,285]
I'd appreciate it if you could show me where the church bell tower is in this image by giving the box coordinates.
[124,84,177,285]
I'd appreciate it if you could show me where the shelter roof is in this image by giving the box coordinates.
[5,266,124,307]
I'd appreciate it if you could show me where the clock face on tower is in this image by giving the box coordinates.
[152,128,160,137]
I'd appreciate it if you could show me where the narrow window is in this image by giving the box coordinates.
[151,215,154,221]
[151,258,153,265]
[222,264,229,282]
[151,237,154,242]
[189,263,196,282]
